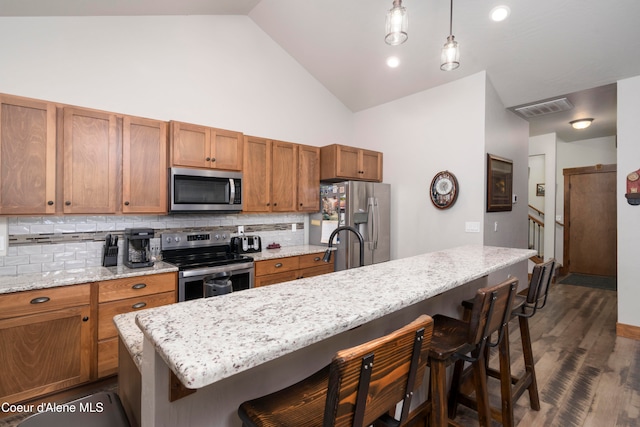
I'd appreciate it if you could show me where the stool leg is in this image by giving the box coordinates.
[447,358,465,419]
[430,360,448,427]
[471,352,491,427]
[498,323,515,427]
[519,315,540,410]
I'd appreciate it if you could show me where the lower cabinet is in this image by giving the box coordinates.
[254,253,334,288]
[0,284,92,404]
[97,272,176,378]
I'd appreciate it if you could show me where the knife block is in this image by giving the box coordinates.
[102,244,119,267]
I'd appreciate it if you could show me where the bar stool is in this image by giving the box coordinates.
[238,314,433,427]
[428,277,518,427]
[451,259,555,426]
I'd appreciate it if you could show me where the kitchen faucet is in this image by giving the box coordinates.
[322,226,365,268]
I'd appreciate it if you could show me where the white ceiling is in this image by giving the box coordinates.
[3,0,639,142]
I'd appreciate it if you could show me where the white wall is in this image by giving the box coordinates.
[0,16,353,146]
[529,133,557,261]
[617,75,640,329]
[353,72,487,260]
[528,155,546,213]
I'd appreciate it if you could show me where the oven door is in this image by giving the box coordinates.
[178,262,254,301]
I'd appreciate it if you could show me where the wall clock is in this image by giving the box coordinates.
[430,171,459,209]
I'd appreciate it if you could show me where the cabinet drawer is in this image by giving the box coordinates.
[254,271,298,288]
[299,264,334,279]
[255,257,300,276]
[298,253,327,269]
[98,272,176,303]
[0,284,90,320]
[98,291,175,340]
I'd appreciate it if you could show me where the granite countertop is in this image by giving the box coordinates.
[247,244,327,262]
[126,245,534,388]
[0,261,178,295]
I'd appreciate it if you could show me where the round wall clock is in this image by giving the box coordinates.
[430,171,459,209]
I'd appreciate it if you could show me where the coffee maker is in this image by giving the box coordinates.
[124,228,154,268]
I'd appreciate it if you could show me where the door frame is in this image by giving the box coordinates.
[562,163,616,276]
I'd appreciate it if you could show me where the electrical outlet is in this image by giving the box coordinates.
[149,237,161,257]
[238,225,244,235]
[291,223,297,232]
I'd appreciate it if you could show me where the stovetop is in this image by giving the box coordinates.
[160,231,253,271]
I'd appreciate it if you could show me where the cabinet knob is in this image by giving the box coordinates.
[82,316,89,322]
[299,203,303,206]
[30,296,50,304]
[65,201,71,206]
[314,257,321,262]
[274,263,283,268]
[132,302,147,310]
[132,283,147,290]
[273,203,277,206]
[211,157,216,162]
[266,203,270,206]
[47,201,54,206]
[206,157,211,161]
[124,201,130,206]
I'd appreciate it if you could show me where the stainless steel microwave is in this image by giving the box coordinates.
[169,167,243,213]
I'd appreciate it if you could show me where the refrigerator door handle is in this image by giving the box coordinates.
[373,197,380,250]
[367,197,375,250]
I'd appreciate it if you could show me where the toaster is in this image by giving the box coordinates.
[231,235,262,253]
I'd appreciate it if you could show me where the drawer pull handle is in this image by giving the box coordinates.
[82,316,89,322]
[30,296,50,304]
[132,283,147,290]
[274,263,283,268]
[132,302,147,310]
[313,257,321,262]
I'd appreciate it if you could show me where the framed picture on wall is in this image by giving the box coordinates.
[536,183,545,197]
[487,154,513,212]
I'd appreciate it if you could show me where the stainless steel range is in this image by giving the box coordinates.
[161,231,254,301]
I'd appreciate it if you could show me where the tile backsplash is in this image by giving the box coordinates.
[0,213,307,276]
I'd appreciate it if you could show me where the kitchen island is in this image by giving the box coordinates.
[116,245,534,427]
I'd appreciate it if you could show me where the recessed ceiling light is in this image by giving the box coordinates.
[386,56,400,68]
[490,5,510,22]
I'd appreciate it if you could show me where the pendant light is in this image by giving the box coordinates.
[440,0,460,71]
[385,0,408,46]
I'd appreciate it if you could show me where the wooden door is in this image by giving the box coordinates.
[63,107,118,214]
[271,141,297,212]
[210,128,243,171]
[170,121,210,168]
[564,165,617,277]
[243,136,271,212]
[360,149,383,182]
[123,116,167,214]
[297,144,320,212]
[0,94,57,215]
[336,145,359,179]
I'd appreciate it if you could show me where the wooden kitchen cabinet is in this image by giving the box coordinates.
[122,116,168,214]
[0,94,57,215]
[320,144,383,182]
[297,144,320,212]
[63,107,119,214]
[0,284,92,404]
[254,253,333,287]
[169,121,243,171]
[97,272,176,377]
[271,140,297,212]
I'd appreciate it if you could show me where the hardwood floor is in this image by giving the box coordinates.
[454,282,640,427]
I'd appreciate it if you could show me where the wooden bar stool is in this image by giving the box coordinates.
[451,259,556,426]
[237,314,433,427]
[428,277,518,427]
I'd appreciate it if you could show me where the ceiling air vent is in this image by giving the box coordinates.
[514,97,574,118]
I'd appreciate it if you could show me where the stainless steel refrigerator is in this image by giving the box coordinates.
[310,181,390,271]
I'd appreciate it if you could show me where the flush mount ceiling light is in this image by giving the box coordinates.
[386,56,400,68]
[440,0,460,71]
[490,5,511,22]
[570,118,594,129]
[385,0,408,46]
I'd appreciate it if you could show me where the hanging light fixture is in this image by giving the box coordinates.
[440,0,460,71]
[385,0,408,46]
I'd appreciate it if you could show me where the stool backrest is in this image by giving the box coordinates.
[467,277,518,351]
[324,314,434,427]
[524,258,555,314]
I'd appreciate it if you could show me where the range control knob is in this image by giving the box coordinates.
[174,236,181,243]
[222,234,227,239]
[166,237,173,243]
[214,234,221,240]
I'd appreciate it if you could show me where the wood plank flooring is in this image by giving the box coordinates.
[454,282,640,427]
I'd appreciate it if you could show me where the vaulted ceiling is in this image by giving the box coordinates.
[3,0,639,142]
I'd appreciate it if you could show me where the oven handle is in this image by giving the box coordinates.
[180,261,255,278]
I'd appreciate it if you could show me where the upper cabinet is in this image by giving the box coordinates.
[62,107,119,214]
[297,144,320,212]
[0,94,57,215]
[320,144,383,182]
[169,121,243,171]
[122,116,168,214]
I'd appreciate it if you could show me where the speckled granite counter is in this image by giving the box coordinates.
[0,261,178,295]
[127,245,534,390]
[248,244,327,261]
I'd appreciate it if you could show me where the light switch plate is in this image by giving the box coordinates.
[465,221,480,233]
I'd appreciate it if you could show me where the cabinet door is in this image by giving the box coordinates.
[0,305,92,404]
[360,149,383,182]
[0,94,56,215]
[63,107,118,214]
[243,136,271,212]
[123,116,168,213]
[297,144,320,212]
[210,128,243,171]
[335,145,360,179]
[271,141,297,212]
[170,121,210,168]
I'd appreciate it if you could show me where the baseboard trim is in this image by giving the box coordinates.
[616,322,640,341]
